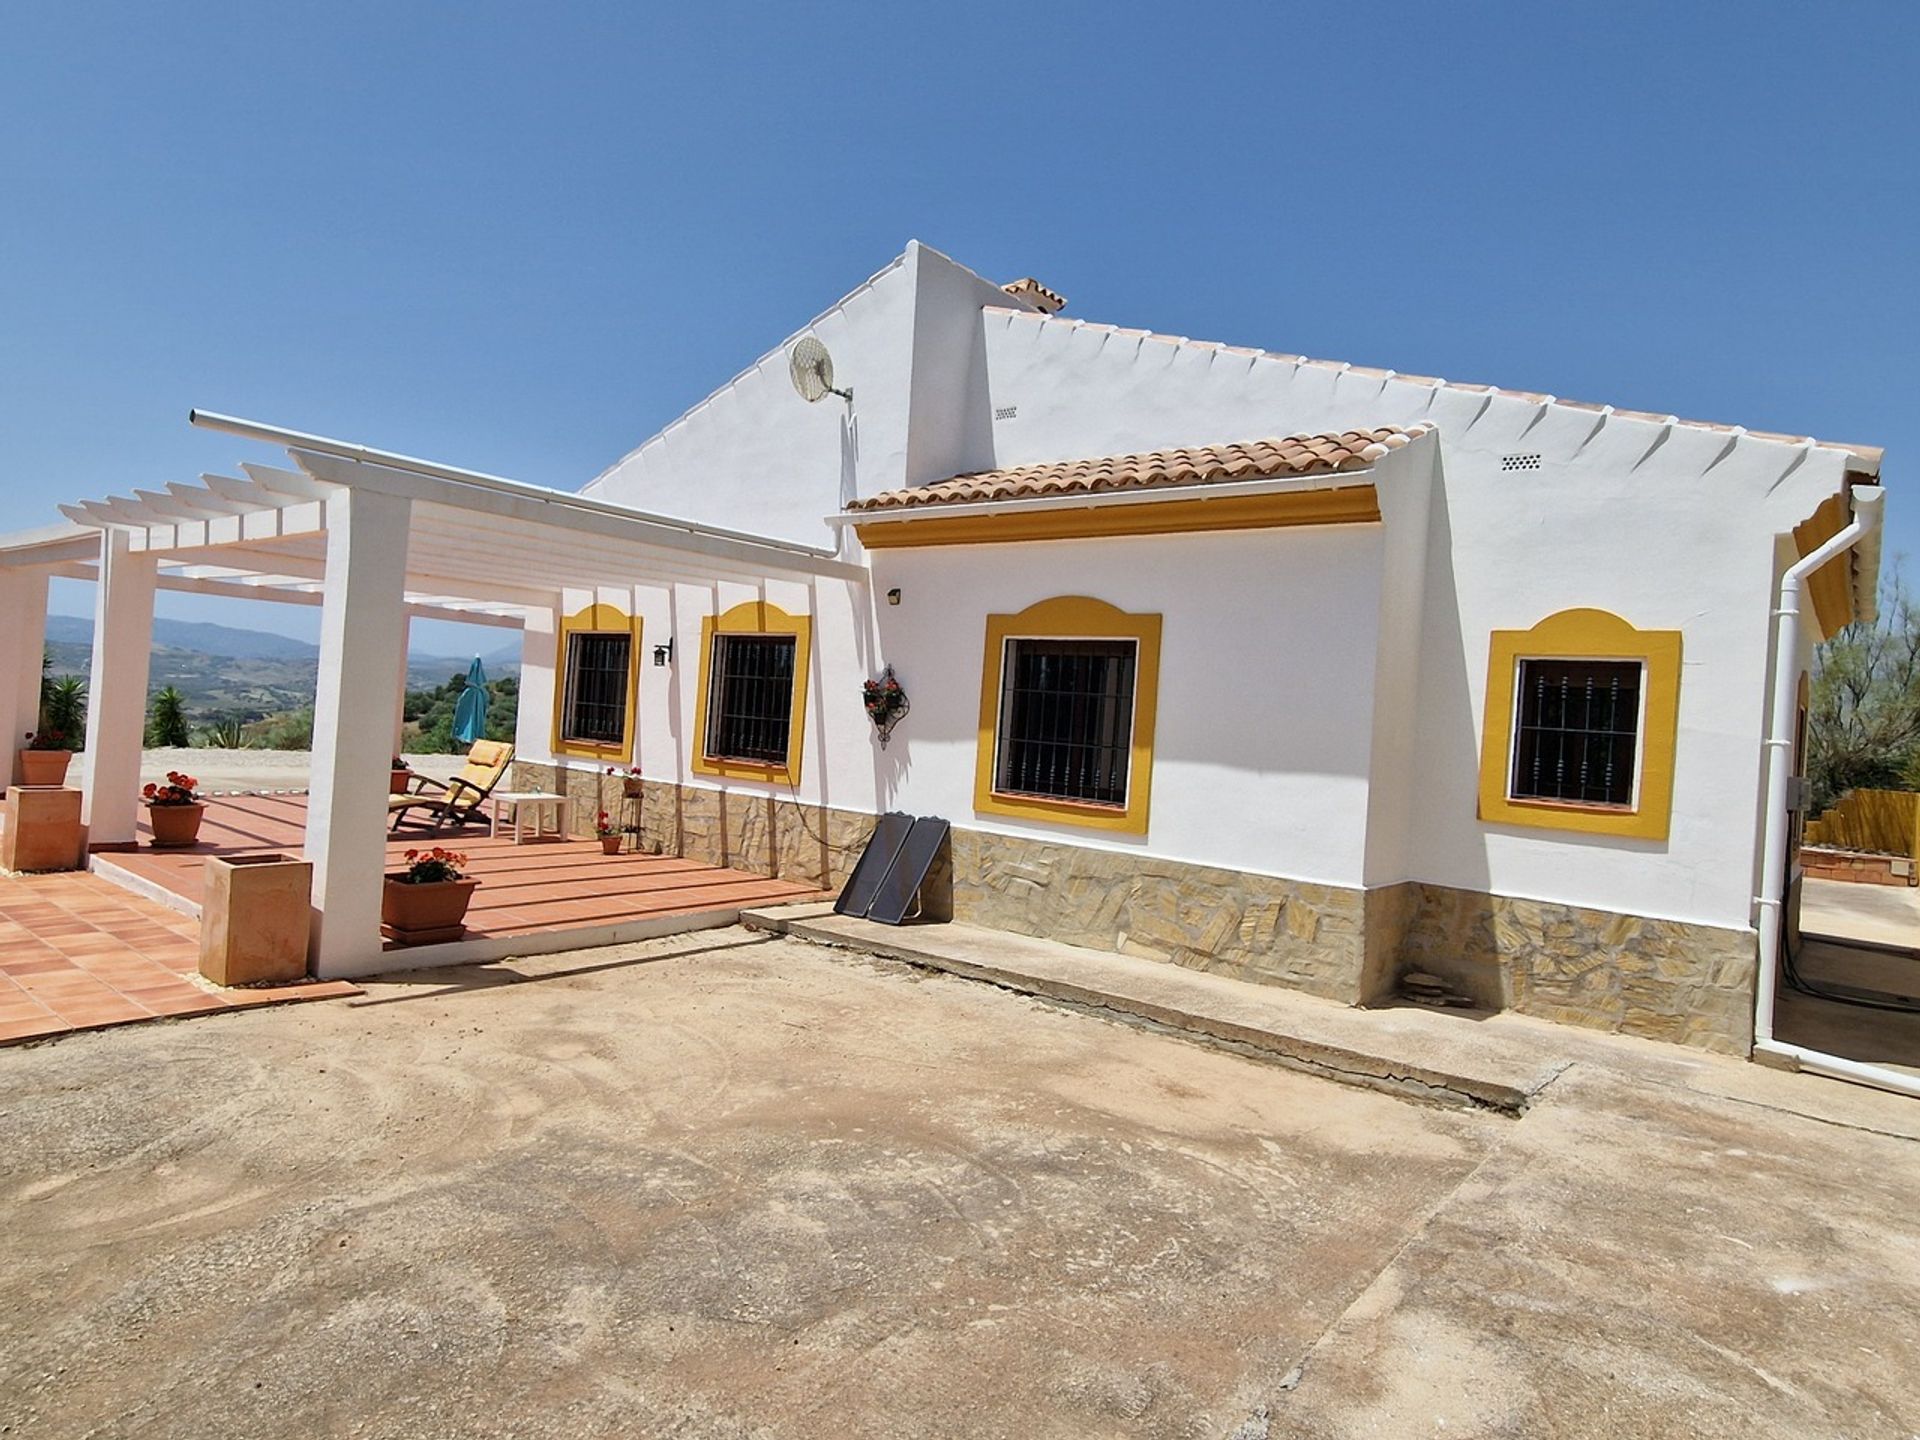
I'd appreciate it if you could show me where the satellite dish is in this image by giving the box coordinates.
[789,336,852,404]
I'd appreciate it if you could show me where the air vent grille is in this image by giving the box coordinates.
[1500,453,1543,472]
[994,405,1019,421]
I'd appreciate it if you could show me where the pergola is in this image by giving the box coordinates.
[0,412,864,973]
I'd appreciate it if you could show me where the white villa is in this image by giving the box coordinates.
[0,242,1888,1072]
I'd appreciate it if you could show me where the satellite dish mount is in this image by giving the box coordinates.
[788,336,852,405]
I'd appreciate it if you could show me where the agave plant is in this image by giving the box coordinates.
[197,713,249,749]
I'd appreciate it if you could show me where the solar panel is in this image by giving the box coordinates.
[834,812,915,918]
[865,816,951,926]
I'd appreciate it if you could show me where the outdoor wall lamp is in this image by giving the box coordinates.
[886,588,902,606]
[653,640,673,667]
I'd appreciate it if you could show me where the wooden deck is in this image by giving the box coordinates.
[100,793,820,949]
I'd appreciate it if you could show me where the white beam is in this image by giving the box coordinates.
[293,450,867,581]
[241,461,334,502]
[306,486,411,977]
[80,531,156,844]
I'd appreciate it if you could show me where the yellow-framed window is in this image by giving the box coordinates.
[692,599,812,786]
[551,603,641,761]
[974,596,1161,836]
[1477,608,1682,840]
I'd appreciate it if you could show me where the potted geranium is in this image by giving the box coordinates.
[593,811,623,855]
[604,764,644,798]
[381,846,479,945]
[19,731,74,787]
[142,771,207,847]
[862,666,909,747]
[390,755,412,795]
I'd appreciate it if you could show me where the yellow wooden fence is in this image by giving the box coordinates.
[1805,788,1920,858]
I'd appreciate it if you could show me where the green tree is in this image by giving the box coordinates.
[1808,565,1920,812]
[401,672,519,753]
[146,686,191,747]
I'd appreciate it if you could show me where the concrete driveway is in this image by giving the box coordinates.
[3,930,1918,1438]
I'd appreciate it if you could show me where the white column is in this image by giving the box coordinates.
[0,568,50,791]
[514,604,557,762]
[306,488,412,976]
[80,532,157,843]
[393,613,412,755]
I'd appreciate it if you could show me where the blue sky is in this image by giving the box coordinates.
[3,2,1914,653]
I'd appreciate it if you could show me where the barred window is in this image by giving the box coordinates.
[706,634,798,765]
[995,638,1137,808]
[1510,658,1642,808]
[560,632,631,746]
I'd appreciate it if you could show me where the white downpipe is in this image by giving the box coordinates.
[1751,486,1918,1097]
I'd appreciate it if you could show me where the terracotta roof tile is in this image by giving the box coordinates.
[1000,277,1067,314]
[848,425,1430,513]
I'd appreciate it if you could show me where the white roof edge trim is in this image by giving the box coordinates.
[981,305,1885,470]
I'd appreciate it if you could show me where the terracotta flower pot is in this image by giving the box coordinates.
[390,768,412,795]
[599,834,622,855]
[381,877,480,945]
[620,778,645,798]
[17,750,72,787]
[147,801,207,848]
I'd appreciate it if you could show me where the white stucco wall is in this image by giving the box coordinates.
[867,526,1390,888]
[584,243,1027,547]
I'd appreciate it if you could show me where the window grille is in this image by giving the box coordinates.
[996,638,1137,807]
[706,634,798,765]
[561,632,631,745]
[1511,658,1641,807]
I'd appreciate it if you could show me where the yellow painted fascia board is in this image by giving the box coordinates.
[856,484,1379,550]
[551,601,642,761]
[1477,608,1681,841]
[973,595,1160,835]
[1792,491,1856,641]
[691,598,812,787]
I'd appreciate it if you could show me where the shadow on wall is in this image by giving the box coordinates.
[1418,454,1492,902]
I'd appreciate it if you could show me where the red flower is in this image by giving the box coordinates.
[142,783,157,798]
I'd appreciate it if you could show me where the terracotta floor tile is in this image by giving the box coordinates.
[0,1017,73,1043]
[136,993,225,1017]
[0,957,78,975]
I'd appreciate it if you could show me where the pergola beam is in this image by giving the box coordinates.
[292,449,865,582]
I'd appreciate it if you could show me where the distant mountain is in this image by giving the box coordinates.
[46,613,319,662]
[42,612,520,721]
[45,612,520,678]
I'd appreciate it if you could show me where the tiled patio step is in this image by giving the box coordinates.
[740,902,1572,1115]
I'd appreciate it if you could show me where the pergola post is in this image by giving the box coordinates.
[393,613,411,755]
[0,567,51,791]
[306,487,412,975]
[81,531,157,843]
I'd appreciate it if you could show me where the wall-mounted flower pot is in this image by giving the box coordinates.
[16,750,72,788]
[380,877,480,946]
[147,802,207,848]
[200,853,312,986]
[0,786,83,873]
